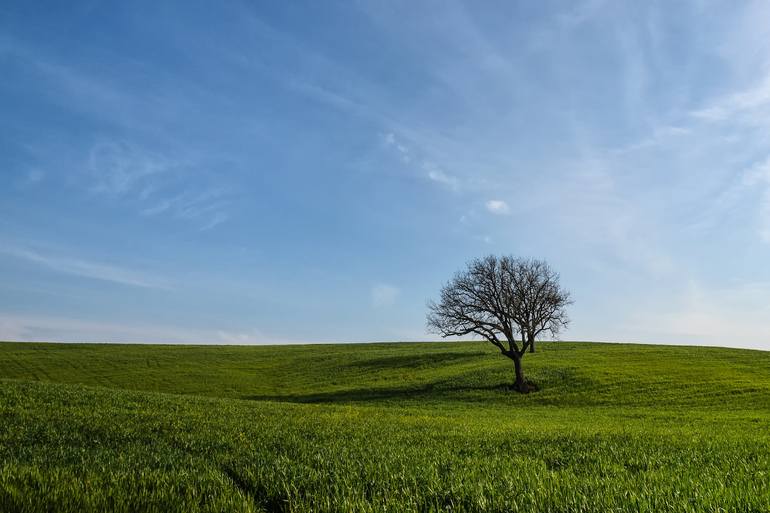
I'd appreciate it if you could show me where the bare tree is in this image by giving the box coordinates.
[427,255,571,393]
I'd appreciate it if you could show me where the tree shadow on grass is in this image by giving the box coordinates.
[245,381,518,404]
[243,366,590,405]
[344,351,487,371]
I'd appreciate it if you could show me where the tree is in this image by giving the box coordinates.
[426,255,572,393]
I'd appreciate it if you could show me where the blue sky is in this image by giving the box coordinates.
[2,1,770,348]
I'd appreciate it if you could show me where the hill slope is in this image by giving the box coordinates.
[1,341,769,512]
[2,341,770,407]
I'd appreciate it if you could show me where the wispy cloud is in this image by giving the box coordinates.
[382,132,461,191]
[423,162,459,191]
[382,131,412,163]
[485,199,509,215]
[200,212,229,232]
[608,124,691,155]
[5,1,770,347]
[0,312,281,344]
[88,140,173,196]
[690,72,770,122]
[141,187,231,229]
[86,140,231,231]
[288,79,367,117]
[371,283,399,307]
[2,39,233,232]
[0,244,167,289]
[0,37,163,137]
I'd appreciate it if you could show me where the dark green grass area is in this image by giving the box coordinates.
[1,341,770,512]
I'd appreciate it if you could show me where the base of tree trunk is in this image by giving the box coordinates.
[509,380,539,394]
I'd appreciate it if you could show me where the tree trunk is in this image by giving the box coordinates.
[529,339,535,353]
[511,352,528,393]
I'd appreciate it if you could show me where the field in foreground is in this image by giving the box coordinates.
[1,341,769,512]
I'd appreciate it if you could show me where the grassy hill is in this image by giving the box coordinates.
[1,341,769,512]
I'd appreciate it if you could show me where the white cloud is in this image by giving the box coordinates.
[382,133,466,189]
[0,244,167,289]
[0,313,280,344]
[382,131,411,163]
[423,162,459,190]
[485,199,509,215]
[371,283,399,307]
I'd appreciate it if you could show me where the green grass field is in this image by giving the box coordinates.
[1,341,769,512]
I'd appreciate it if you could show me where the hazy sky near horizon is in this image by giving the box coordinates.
[2,1,770,348]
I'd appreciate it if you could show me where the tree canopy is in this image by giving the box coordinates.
[427,255,571,392]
